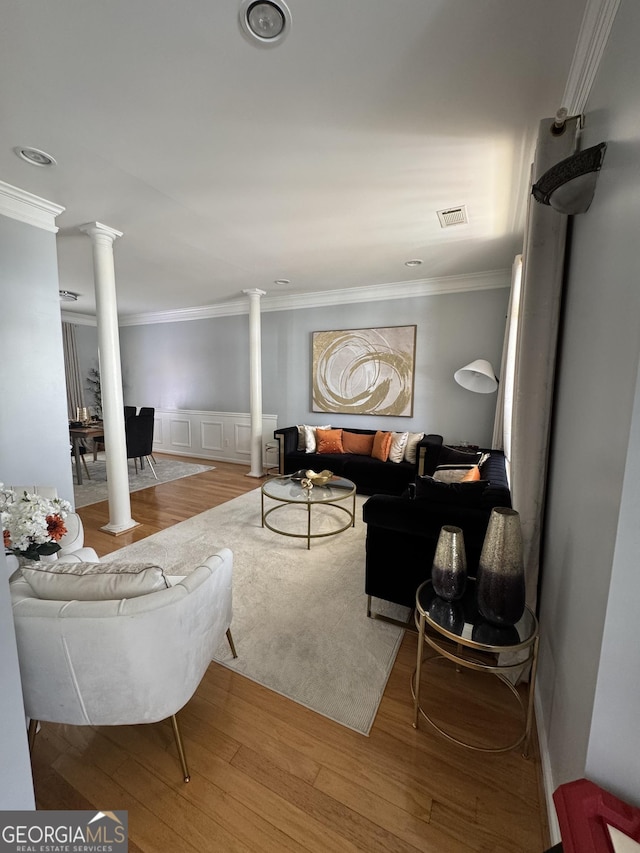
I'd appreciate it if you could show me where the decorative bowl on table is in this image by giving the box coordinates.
[290,469,334,487]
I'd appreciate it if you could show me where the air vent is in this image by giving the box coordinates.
[437,205,468,228]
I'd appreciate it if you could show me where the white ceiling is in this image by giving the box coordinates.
[1,0,588,319]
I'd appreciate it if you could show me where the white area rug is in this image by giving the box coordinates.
[103,488,409,734]
[73,454,214,508]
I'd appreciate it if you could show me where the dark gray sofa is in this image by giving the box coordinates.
[273,427,444,496]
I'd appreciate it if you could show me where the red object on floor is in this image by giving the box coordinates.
[553,778,640,853]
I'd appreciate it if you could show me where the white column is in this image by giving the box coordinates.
[242,288,266,478]
[79,222,138,534]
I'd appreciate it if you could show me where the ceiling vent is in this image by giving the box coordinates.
[437,205,468,228]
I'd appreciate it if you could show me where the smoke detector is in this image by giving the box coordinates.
[437,205,468,228]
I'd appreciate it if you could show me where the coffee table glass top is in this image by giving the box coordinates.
[262,475,356,503]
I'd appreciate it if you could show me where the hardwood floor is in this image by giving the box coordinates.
[31,456,550,852]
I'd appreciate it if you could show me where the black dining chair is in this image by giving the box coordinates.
[125,412,157,478]
[92,406,137,460]
[71,445,91,482]
[137,407,157,463]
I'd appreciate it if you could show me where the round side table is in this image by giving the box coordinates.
[412,578,539,756]
[264,441,280,476]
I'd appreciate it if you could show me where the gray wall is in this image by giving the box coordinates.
[0,210,76,808]
[538,0,640,805]
[0,216,74,501]
[117,286,509,447]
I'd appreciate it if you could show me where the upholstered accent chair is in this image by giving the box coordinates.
[10,549,235,782]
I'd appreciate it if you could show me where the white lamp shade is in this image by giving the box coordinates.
[454,359,498,394]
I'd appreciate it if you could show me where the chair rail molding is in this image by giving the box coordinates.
[152,409,278,464]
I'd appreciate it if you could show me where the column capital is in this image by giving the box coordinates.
[242,288,267,298]
[79,221,123,244]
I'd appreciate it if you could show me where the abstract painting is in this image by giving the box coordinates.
[312,325,416,416]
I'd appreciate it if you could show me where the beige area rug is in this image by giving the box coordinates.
[73,454,214,508]
[102,488,410,734]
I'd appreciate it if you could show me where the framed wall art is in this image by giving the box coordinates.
[312,325,416,417]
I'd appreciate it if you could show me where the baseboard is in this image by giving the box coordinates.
[535,690,561,845]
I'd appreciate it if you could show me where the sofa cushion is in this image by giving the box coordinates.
[415,475,488,507]
[301,424,332,453]
[342,430,375,455]
[20,561,171,601]
[433,464,477,483]
[372,431,393,462]
[316,428,344,454]
[388,432,409,463]
[461,466,481,482]
[403,432,424,464]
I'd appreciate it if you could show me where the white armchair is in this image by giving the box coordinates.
[10,549,235,781]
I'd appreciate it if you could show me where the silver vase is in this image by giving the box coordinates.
[476,507,525,626]
[431,525,467,601]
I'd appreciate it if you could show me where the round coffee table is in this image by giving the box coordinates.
[261,475,356,549]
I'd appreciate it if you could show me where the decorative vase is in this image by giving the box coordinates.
[476,507,525,627]
[431,525,467,601]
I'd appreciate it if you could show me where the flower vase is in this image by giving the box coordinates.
[431,525,467,601]
[476,507,525,627]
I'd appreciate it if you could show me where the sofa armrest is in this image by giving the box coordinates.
[274,426,299,474]
[416,433,443,477]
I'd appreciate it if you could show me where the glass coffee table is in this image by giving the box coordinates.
[261,475,356,549]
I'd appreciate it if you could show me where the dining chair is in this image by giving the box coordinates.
[125,411,157,477]
[92,406,137,460]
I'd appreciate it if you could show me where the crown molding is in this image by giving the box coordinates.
[0,180,65,233]
[60,310,98,326]
[116,269,511,326]
[561,0,621,116]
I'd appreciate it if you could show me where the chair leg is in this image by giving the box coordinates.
[226,628,238,659]
[170,714,190,782]
[81,455,91,479]
[145,456,158,479]
[27,718,39,753]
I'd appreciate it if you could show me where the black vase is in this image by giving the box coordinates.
[476,507,525,627]
[431,525,467,601]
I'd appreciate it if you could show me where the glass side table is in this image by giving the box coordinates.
[412,578,539,756]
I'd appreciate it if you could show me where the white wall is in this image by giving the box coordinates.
[538,0,640,807]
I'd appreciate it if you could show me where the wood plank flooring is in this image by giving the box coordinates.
[29,456,550,852]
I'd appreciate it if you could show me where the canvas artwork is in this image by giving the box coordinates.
[312,325,416,416]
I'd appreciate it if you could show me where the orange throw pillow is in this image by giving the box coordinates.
[371,430,392,462]
[342,431,375,455]
[316,428,344,454]
[460,465,481,481]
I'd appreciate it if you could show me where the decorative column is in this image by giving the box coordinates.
[242,288,266,478]
[79,222,138,534]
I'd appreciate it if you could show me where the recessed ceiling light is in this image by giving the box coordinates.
[59,290,79,302]
[14,146,57,167]
[274,278,290,285]
[404,259,423,267]
[239,0,291,46]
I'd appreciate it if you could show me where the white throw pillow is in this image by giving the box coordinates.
[303,424,331,453]
[404,432,424,464]
[388,432,409,463]
[433,464,475,483]
[20,561,170,601]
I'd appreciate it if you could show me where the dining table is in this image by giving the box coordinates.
[69,422,104,485]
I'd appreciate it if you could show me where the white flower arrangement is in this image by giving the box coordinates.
[1,484,71,560]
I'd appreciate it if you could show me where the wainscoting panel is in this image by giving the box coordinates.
[152,409,278,464]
